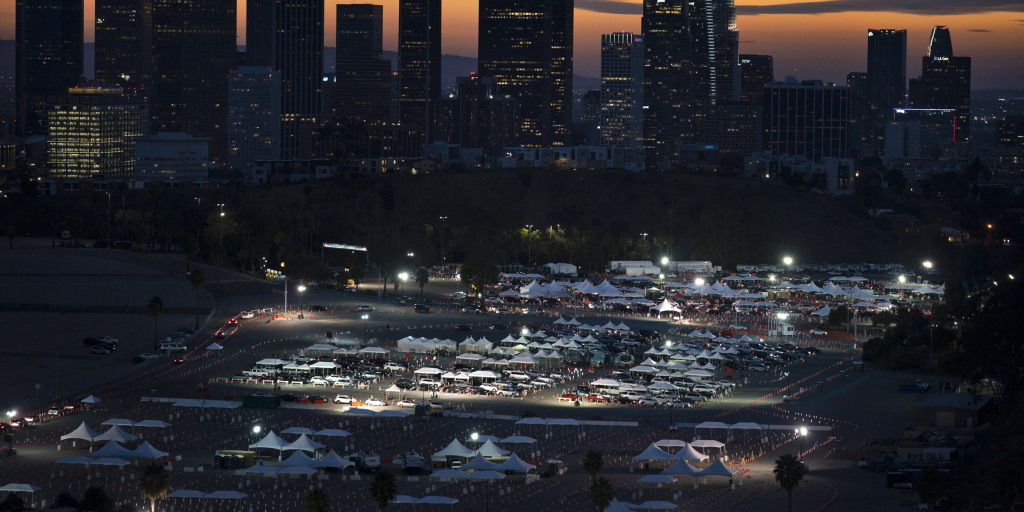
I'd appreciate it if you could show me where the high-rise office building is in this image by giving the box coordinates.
[479,0,573,148]
[334,4,392,123]
[434,75,517,154]
[95,0,153,92]
[909,27,971,142]
[15,0,84,136]
[398,0,441,143]
[739,54,773,105]
[228,67,282,172]
[866,29,907,144]
[599,33,644,149]
[246,0,324,160]
[691,0,740,107]
[642,0,690,169]
[764,80,849,161]
[845,71,872,156]
[46,84,147,180]
[151,0,235,162]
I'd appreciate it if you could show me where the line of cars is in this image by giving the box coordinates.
[82,336,118,354]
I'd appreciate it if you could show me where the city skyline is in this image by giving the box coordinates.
[2,1,1023,89]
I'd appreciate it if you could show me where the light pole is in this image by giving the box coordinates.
[361,314,369,344]
[641,232,648,260]
[775,311,789,342]
[796,427,807,459]
[694,277,704,297]
[439,216,447,265]
[898,274,907,301]
[105,192,111,250]
[298,285,306,314]
[398,272,408,296]
[782,256,793,275]
[525,224,533,267]
[281,262,287,315]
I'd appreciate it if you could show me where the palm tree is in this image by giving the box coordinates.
[582,449,604,485]
[138,463,168,512]
[147,296,164,346]
[415,267,429,296]
[305,488,329,512]
[590,476,615,511]
[188,269,205,329]
[918,466,944,509]
[369,470,397,511]
[773,453,807,512]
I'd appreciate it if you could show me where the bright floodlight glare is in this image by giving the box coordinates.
[297,285,306,292]
[659,273,665,279]
[6,410,15,418]
[783,256,793,266]
[777,311,788,320]
[695,277,704,286]
[661,256,669,265]
[923,260,933,269]
[521,327,529,336]
[361,314,369,320]
[471,432,479,441]
[898,275,906,283]
[800,427,808,436]
[253,425,261,434]
[398,272,409,281]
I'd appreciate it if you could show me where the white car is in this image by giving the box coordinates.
[357,305,374,312]
[364,397,386,407]
[89,345,112,354]
[809,329,827,336]
[138,352,162,360]
[637,397,663,406]
[494,388,519,397]
[384,362,405,372]
[240,311,255,319]
[308,376,329,386]
[396,399,417,408]
[333,394,354,404]
[728,324,747,330]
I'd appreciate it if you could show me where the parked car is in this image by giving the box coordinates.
[454,324,473,332]
[138,352,161,360]
[413,304,431,313]
[808,329,827,336]
[364,397,386,407]
[358,305,374,312]
[428,401,445,410]
[462,306,483,314]
[333,394,354,404]
[396,399,417,408]
[89,345,112,355]
[309,376,329,386]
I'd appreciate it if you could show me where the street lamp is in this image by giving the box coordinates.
[398,272,409,296]
[439,216,448,264]
[361,314,369,343]
[525,224,533,267]
[217,203,225,247]
[298,285,306,313]
[796,427,808,459]
[782,256,793,273]
[694,277,704,296]
[253,425,261,435]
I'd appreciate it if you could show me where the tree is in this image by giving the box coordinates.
[4,226,15,250]
[917,466,943,509]
[147,296,164,346]
[305,488,329,512]
[415,267,429,296]
[53,491,80,509]
[0,493,24,512]
[80,486,114,512]
[582,449,604,485]
[138,463,169,512]
[369,470,397,511]
[589,476,615,511]
[1000,468,1023,511]
[188,269,206,329]
[773,454,807,512]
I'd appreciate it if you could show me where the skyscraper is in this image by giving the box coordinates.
[866,29,907,143]
[228,67,282,172]
[15,0,83,136]
[642,0,690,169]
[434,74,517,154]
[739,54,773,106]
[764,80,849,161]
[334,4,392,123]
[845,71,872,156]
[46,84,147,180]
[398,0,441,143]
[599,33,644,149]
[691,0,740,107]
[151,0,235,162]
[95,0,153,92]
[479,0,573,148]
[246,0,324,160]
[909,27,971,142]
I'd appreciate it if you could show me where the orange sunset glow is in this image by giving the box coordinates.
[2,0,1022,87]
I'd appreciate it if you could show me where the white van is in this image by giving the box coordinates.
[240,311,255,319]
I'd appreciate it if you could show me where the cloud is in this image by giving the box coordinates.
[968,29,992,32]
[575,0,643,16]
[738,0,1024,16]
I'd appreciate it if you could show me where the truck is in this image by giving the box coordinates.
[403,452,424,473]
[898,379,930,393]
[350,452,380,472]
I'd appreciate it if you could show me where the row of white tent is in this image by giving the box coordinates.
[60,422,169,445]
